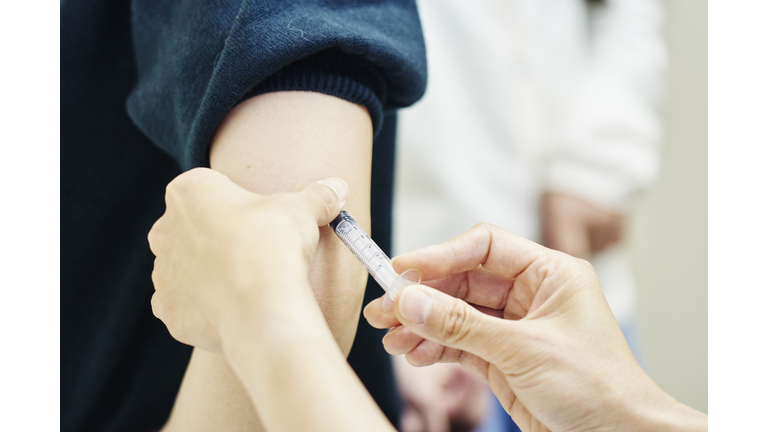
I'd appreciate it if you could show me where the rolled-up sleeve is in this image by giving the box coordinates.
[126,0,427,170]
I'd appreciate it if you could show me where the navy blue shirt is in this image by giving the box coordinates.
[61,1,426,431]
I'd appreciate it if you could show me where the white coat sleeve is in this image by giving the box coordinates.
[544,0,667,212]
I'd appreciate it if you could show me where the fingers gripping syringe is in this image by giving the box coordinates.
[329,211,420,301]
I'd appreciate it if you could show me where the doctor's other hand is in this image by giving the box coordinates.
[364,224,706,432]
[393,354,490,432]
[148,168,347,353]
[541,192,624,259]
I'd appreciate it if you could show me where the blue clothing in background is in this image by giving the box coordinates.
[60,1,426,431]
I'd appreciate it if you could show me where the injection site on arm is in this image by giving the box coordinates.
[330,211,420,303]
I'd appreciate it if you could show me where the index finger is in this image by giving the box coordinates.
[392,223,547,282]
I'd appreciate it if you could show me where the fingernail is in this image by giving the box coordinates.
[382,294,395,312]
[399,288,432,325]
[385,325,403,337]
[316,178,349,207]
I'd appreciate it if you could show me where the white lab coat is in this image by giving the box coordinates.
[393,0,666,327]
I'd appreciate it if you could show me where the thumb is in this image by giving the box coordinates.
[295,177,349,226]
[394,285,512,363]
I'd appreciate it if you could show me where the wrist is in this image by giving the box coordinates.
[629,400,707,432]
[215,289,389,432]
[217,280,329,367]
[609,373,707,432]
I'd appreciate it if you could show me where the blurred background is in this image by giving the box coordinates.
[390,0,707,430]
[629,0,707,414]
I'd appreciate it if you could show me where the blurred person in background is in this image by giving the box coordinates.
[391,0,666,430]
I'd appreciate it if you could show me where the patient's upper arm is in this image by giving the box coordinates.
[161,91,375,432]
[210,90,373,353]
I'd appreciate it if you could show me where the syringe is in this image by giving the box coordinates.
[330,211,420,301]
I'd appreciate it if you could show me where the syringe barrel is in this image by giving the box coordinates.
[330,211,415,298]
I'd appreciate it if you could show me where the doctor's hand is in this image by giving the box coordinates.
[148,168,347,353]
[365,224,706,432]
[541,192,624,259]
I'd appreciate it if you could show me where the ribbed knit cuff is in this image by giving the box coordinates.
[246,48,388,137]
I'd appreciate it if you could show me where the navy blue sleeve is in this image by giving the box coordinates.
[125,0,427,170]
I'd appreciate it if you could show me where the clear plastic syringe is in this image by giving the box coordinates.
[330,211,420,301]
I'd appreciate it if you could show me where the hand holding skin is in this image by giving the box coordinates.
[365,224,707,432]
[149,170,395,432]
[542,192,624,259]
[148,168,348,354]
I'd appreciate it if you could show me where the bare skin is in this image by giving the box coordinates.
[157,91,373,432]
[149,172,706,432]
[395,192,626,432]
[366,224,707,432]
[150,170,393,432]
[541,192,624,259]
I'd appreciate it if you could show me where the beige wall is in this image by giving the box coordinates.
[629,0,707,413]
